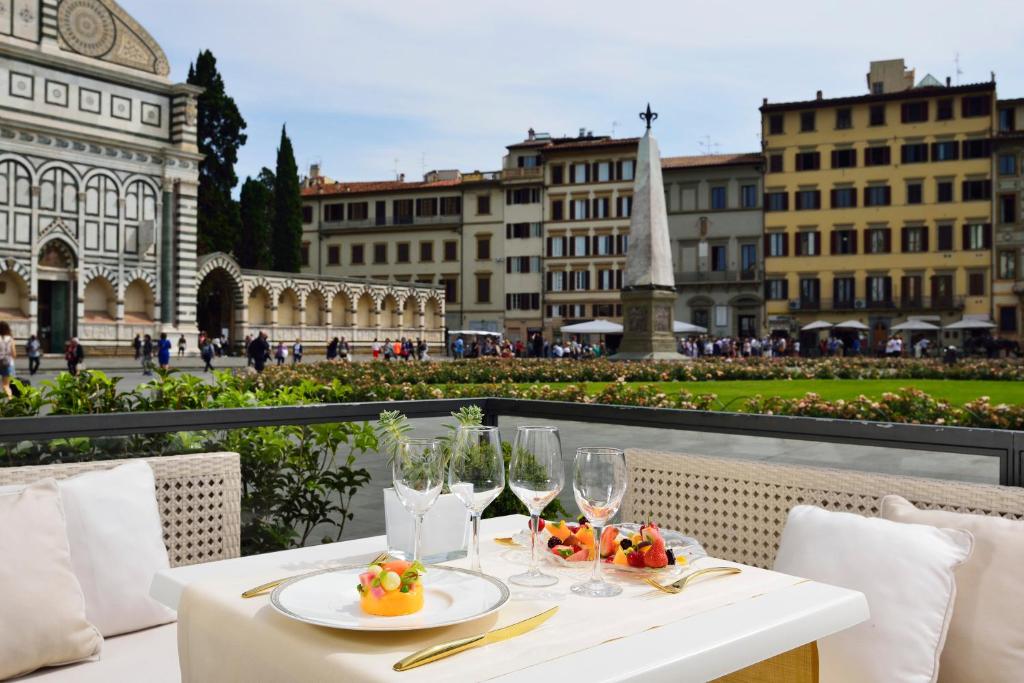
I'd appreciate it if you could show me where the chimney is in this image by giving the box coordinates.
[946,76,951,87]
[309,163,320,179]
[398,173,405,182]
[816,90,823,100]
[763,97,768,106]
[527,127,535,140]
[579,127,586,137]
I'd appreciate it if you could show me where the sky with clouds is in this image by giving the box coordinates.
[130,0,1024,188]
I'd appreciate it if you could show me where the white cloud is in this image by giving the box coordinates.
[129,0,1024,181]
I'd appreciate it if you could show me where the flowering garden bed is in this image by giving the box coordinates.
[2,357,1022,429]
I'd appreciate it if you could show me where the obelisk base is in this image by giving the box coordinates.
[611,288,688,361]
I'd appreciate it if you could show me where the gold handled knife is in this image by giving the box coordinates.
[393,606,558,672]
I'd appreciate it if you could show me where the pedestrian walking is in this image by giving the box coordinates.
[26,334,41,375]
[142,334,154,375]
[177,334,186,357]
[64,337,84,376]
[274,341,287,365]
[292,339,303,365]
[200,337,214,372]
[133,333,142,360]
[326,337,338,360]
[338,336,350,361]
[0,321,15,398]
[156,332,172,369]
[249,332,269,373]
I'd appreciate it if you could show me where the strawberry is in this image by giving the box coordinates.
[644,545,669,568]
[626,551,646,568]
[529,517,546,532]
[568,524,580,533]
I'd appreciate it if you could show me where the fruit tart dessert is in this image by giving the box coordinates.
[356,559,425,616]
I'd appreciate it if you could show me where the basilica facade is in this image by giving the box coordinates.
[0,0,444,353]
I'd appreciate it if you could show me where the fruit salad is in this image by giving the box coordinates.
[529,518,684,570]
[356,559,425,616]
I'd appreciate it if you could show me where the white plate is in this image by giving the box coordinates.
[513,522,706,575]
[270,564,510,631]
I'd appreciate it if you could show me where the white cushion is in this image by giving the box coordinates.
[17,624,179,683]
[881,495,1024,683]
[0,480,102,680]
[58,462,176,637]
[774,505,972,683]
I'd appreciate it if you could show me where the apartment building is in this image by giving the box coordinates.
[663,153,764,337]
[300,169,503,332]
[501,133,547,342]
[761,59,996,349]
[539,134,638,339]
[993,99,1024,340]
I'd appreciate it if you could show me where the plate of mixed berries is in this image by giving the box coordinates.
[514,518,705,574]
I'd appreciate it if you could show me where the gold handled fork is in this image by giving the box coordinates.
[241,551,389,599]
[644,566,742,594]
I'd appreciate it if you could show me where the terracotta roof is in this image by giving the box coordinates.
[761,81,995,113]
[541,137,641,153]
[661,152,763,169]
[301,178,462,198]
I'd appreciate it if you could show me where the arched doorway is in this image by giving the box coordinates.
[37,239,77,352]
[197,268,242,342]
[305,290,325,326]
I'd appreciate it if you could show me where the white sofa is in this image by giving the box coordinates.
[1,452,241,682]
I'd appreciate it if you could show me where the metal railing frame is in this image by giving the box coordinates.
[2,397,1021,486]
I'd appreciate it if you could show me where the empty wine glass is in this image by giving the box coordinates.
[570,447,627,598]
[448,425,505,573]
[508,426,565,587]
[392,438,444,564]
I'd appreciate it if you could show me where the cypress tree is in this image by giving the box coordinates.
[271,125,303,273]
[237,168,274,270]
[187,50,247,256]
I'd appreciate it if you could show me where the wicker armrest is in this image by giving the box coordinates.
[0,452,241,567]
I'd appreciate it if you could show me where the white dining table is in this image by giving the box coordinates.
[152,514,868,682]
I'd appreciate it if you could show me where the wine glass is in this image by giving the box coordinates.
[508,426,565,587]
[570,447,627,598]
[448,425,505,573]
[392,438,444,564]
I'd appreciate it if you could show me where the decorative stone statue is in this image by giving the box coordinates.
[612,104,687,360]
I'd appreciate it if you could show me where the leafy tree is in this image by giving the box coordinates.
[237,168,274,270]
[187,50,247,255]
[271,125,303,272]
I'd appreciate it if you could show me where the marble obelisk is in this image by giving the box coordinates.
[612,104,687,360]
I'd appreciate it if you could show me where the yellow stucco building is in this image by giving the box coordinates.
[761,60,996,351]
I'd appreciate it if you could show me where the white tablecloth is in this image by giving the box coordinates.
[177,538,805,682]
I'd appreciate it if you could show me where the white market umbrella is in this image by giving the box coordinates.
[944,318,997,330]
[673,320,707,334]
[891,320,940,332]
[449,330,503,337]
[560,319,623,334]
[833,320,871,331]
[800,320,833,332]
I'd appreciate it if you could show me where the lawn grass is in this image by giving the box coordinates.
[523,379,1024,408]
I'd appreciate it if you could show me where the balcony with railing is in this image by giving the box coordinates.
[675,269,762,285]
[500,167,544,182]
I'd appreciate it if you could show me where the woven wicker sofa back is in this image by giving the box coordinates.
[623,449,1024,569]
[0,452,241,567]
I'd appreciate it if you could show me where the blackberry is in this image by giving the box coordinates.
[620,538,632,550]
[547,536,560,549]
[666,549,676,565]
[577,515,588,525]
